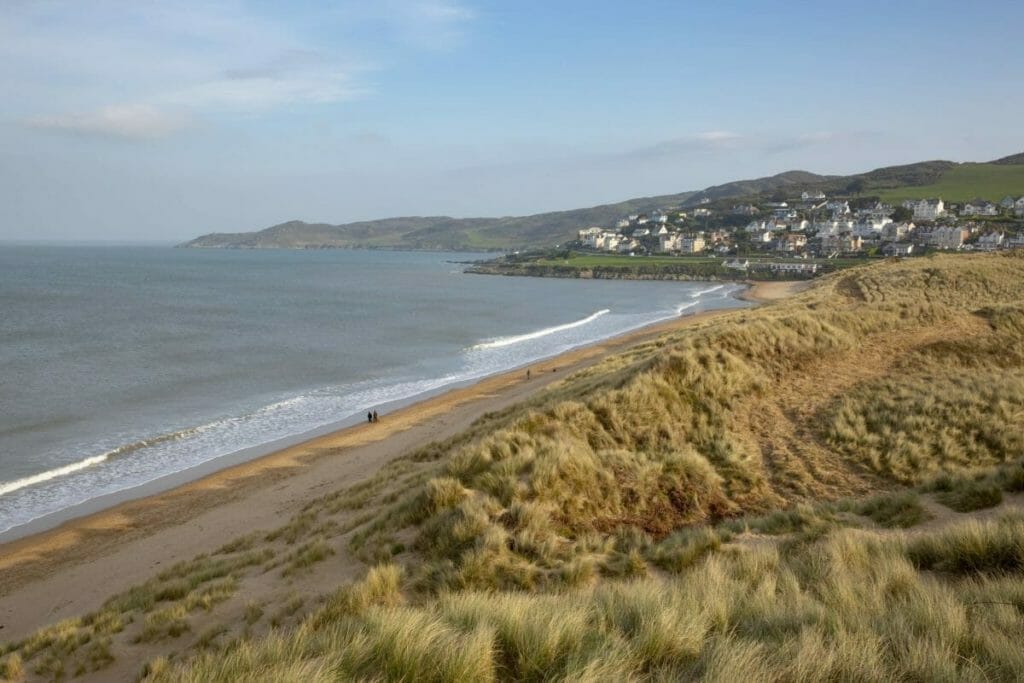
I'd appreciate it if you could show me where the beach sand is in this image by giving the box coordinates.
[0,280,804,642]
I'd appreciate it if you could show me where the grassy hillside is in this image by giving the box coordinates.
[876,163,1024,203]
[5,253,1024,681]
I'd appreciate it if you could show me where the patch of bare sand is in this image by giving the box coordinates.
[739,279,814,304]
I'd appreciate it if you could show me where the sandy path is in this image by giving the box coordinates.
[0,283,798,643]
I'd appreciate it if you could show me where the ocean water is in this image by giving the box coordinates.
[0,246,749,536]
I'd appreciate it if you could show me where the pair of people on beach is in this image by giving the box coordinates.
[367,410,379,423]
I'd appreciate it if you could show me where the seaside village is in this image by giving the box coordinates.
[576,192,1024,273]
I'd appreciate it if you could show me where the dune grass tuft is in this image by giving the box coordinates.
[855,491,932,528]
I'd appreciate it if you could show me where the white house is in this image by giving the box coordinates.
[679,236,706,254]
[578,227,604,248]
[999,196,1017,209]
[904,198,945,221]
[826,200,851,217]
[769,262,818,274]
[617,239,640,254]
[977,232,1004,251]
[883,243,914,256]
[693,207,712,217]
[821,234,863,253]
[1015,197,1024,215]
[962,201,998,217]
[801,191,826,201]
[724,259,749,271]
[928,226,967,250]
[882,222,915,240]
[658,233,679,252]
[853,217,893,237]
[616,219,630,229]
[815,219,855,237]
[857,202,894,220]
[775,234,807,252]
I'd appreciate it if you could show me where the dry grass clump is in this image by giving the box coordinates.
[137,605,190,643]
[937,481,1005,512]
[281,537,335,577]
[905,513,1024,574]
[650,527,728,572]
[151,514,1024,681]
[0,653,24,682]
[854,491,932,528]
[826,370,1024,483]
[720,503,838,536]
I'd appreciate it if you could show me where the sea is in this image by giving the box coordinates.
[0,246,749,538]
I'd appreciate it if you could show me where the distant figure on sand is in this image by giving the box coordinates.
[372,410,379,423]
[367,411,373,424]
[526,369,531,380]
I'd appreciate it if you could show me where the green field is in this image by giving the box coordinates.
[536,253,867,268]
[876,163,1024,203]
[535,254,721,267]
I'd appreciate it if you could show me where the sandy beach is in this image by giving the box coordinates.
[0,280,804,643]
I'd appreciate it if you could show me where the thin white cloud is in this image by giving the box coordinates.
[344,0,475,50]
[695,131,742,143]
[400,0,475,49]
[164,66,366,110]
[7,0,467,140]
[25,105,191,139]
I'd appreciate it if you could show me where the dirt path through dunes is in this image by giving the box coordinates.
[736,311,992,502]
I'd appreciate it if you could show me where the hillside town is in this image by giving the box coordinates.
[574,193,1024,264]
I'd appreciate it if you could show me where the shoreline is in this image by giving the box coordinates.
[0,283,748,546]
[0,280,804,641]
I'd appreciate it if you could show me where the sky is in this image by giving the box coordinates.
[2,0,1023,242]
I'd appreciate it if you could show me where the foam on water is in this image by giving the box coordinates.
[471,309,611,350]
[0,454,110,497]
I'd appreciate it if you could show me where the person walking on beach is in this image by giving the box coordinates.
[367,411,373,424]
[372,410,379,423]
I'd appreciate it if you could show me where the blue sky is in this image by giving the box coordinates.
[2,0,1022,241]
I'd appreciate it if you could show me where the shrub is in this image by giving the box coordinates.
[937,481,1004,512]
[856,491,931,528]
[905,514,1024,574]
